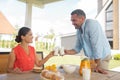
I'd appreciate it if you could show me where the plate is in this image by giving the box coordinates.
[40,74,64,80]
[33,68,43,73]
[40,74,50,80]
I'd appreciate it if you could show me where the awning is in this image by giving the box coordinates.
[0,12,16,34]
[19,0,62,8]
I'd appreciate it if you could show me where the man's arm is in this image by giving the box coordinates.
[64,49,77,55]
[88,20,108,74]
[94,59,100,67]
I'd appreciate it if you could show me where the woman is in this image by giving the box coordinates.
[7,27,54,73]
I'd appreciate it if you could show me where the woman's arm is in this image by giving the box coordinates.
[35,51,54,67]
[7,49,16,73]
[7,49,22,73]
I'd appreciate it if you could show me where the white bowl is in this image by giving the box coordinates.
[62,64,76,74]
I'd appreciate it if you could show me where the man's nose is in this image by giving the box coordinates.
[72,22,75,25]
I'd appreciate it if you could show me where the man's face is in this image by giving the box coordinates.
[71,14,84,29]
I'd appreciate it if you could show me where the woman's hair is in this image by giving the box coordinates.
[71,9,86,18]
[15,27,31,43]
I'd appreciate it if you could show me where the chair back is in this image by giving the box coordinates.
[0,52,9,74]
[35,51,44,69]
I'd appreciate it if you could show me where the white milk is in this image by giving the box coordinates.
[59,47,65,56]
[54,47,60,56]
[82,68,91,80]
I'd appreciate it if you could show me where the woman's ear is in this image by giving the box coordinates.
[21,35,25,40]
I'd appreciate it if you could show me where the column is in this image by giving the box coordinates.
[24,1,32,28]
[119,0,120,49]
[97,0,103,13]
[113,0,119,49]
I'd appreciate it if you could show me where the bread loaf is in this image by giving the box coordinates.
[41,70,63,80]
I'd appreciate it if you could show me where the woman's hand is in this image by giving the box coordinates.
[13,67,22,74]
[13,67,32,74]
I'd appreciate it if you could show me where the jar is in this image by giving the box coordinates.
[79,57,91,76]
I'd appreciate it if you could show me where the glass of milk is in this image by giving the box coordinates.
[54,47,60,56]
[82,68,91,80]
[59,47,65,56]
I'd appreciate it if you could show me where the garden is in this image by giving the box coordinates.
[0,39,120,70]
[44,51,120,70]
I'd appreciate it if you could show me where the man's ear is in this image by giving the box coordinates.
[79,16,85,22]
[81,16,85,21]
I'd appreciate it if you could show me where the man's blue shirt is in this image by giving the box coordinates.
[74,19,111,59]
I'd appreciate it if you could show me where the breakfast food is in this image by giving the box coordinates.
[45,64,57,72]
[33,67,42,73]
[41,70,64,80]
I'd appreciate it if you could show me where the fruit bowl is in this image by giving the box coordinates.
[62,64,76,74]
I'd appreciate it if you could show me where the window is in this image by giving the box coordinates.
[105,2,113,48]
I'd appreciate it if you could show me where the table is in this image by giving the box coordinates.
[59,67,120,80]
[0,67,120,80]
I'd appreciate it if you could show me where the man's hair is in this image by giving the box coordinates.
[71,9,86,18]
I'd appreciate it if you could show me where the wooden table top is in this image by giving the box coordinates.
[0,67,120,80]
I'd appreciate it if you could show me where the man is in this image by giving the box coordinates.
[64,9,111,74]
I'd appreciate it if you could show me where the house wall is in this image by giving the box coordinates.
[113,0,119,49]
[97,0,120,49]
[61,34,76,49]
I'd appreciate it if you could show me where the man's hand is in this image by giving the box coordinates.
[93,59,108,74]
[94,66,108,74]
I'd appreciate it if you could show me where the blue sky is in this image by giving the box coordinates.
[0,0,97,35]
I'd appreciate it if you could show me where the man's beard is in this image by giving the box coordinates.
[74,25,80,29]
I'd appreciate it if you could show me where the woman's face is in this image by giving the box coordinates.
[21,30,33,43]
